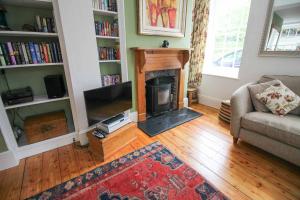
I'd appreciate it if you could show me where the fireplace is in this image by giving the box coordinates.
[133,48,191,121]
[146,76,175,116]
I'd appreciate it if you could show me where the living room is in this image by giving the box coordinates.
[0,0,299,199]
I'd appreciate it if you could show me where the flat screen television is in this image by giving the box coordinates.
[84,81,132,127]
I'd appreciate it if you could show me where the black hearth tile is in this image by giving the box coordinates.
[137,108,203,137]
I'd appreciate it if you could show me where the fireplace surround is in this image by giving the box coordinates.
[133,48,191,121]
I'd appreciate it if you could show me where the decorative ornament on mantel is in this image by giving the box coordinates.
[161,40,169,48]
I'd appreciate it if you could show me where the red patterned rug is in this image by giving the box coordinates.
[28,142,229,200]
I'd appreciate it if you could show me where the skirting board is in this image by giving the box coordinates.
[0,150,19,170]
[15,132,76,160]
[198,94,222,109]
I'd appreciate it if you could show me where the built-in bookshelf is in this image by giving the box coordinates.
[0,0,75,148]
[92,0,127,86]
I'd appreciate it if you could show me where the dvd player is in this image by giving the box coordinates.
[1,87,33,106]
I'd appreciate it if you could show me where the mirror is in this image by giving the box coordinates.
[260,0,300,57]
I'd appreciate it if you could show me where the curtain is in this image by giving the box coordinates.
[188,0,210,88]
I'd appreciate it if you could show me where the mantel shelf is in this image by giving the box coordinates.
[5,95,70,110]
[131,47,193,51]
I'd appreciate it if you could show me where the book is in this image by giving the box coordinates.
[1,43,10,65]
[17,42,26,64]
[48,43,55,63]
[46,43,52,63]
[38,43,45,63]
[34,43,42,63]
[12,42,22,65]
[51,43,58,63]
[25,43,33,64]
[0,45,6,66]
[46,18,52,33]
[35,15,42,32]
[42,17,48,32]
[21,42,29,64]
[29,42,38,64]
[7,42,17,65]
[56,42,63,62]
[42,43,49,63]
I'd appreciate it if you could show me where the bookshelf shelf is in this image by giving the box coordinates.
[96,35,119,40]
[4,95,70,110]
[99,60,120,63]
[0,31,58,38]
[0,63,63,69]
[93,9,118,16]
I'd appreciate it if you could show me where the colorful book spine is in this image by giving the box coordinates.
[0,45,6,66]
[21,43,29,64]
[6,42,16,65]
[34,43,42,63]
[29,42,38,64]
[25,43,33,64]
[17,42,25,64]
[46,43,52,63]
[0,44,9,65]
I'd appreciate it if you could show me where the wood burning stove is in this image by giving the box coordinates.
[146,77,174,116]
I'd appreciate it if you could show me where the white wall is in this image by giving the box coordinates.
[199,0,300,108]
[54,0,101,143]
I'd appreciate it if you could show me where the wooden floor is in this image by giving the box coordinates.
[0,104,300,200]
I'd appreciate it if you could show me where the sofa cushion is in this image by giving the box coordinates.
[255,81,300,116]
[258,75,300,115]
[248,80,281,112]
[241,112,300,148]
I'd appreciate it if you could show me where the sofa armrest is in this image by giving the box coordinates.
[230,83,254,139]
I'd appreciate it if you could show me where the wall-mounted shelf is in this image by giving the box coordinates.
[4,95,70,110]
[0,0,52,8]
[96,35,119,40]
[0,63,63,69]
[99,60,120,63]
[0,31,58,38]
[93,9,118,16]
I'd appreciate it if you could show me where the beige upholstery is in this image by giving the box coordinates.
[241,112,300,148]
[230,75,300,166]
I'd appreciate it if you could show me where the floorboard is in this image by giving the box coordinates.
[0,104,299,200]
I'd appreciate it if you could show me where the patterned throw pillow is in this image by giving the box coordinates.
[256,81,300,116]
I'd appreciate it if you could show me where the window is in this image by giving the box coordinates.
[203,0,251,78]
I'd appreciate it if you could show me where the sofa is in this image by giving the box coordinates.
[230,75,300,166]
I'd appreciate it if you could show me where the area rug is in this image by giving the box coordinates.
[28,142,228,200]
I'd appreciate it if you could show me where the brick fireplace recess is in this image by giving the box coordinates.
[133,48,191,122]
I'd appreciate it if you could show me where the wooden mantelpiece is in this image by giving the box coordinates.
[132,48,192,122]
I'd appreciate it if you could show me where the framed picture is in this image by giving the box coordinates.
[138,0,188,37]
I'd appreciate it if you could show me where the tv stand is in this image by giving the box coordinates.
[98,112,130,133]
[87,123,137,161]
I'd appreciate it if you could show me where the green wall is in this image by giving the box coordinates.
[125,0,193,110]
[0,130,8,153]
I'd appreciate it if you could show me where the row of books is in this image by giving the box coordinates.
[99,47,120,60]
[95,20,118,37]
[93,0,117,12]
[0,42,62,66]
[35,16,56,33]
[102,74,121,86]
